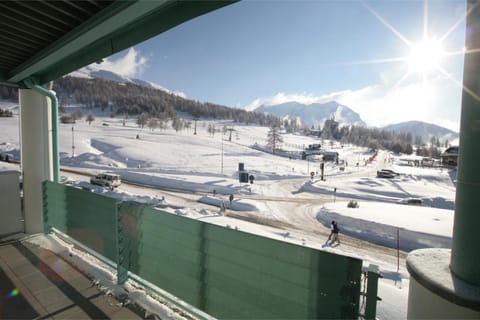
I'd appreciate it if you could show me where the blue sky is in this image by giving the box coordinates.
[93,0,467,131]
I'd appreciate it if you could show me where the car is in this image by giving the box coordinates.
[90,172,121,188]
[378,169,399,176]
[0,152,14,162]
[377,170,395,178]
[60,176,74,185]
[398,198,423,206]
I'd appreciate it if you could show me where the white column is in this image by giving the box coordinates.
[19,89,53,234]
[407,249,480,319]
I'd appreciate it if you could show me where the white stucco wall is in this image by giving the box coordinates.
[0,171,23,236]
[408,275,480,319]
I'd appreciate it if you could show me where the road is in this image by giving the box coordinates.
[62,156,408,267]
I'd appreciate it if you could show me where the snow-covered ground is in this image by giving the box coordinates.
[0,101,458,319]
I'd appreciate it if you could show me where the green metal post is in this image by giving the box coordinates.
[32,84,60,183]
[450,0,480,286]
[364,264,381,320]
[116,202,128,285]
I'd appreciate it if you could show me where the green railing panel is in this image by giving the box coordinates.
[117,203,362,319]
[43,185,368,319]
[43,181,118,261]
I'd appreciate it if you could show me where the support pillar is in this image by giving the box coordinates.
[450,0,480,285]
[406,1,480,318]
[19,89,53,234]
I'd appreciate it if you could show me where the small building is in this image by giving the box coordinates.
[306,143,321,150]
[322,151,339,162]
[440,146,459,166]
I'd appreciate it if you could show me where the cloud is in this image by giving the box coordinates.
[94,47,147,78]
[245,77,462,132]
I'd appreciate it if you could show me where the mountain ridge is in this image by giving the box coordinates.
[381,120,458,144]
[68,67,458,143]
[255,101,366,127]
[69,66,186,98]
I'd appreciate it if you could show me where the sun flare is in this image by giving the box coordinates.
[408,39,445,75]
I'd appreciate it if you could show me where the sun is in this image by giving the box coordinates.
[407,39,445,75]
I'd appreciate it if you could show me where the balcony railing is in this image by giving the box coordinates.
[43,181,379,319]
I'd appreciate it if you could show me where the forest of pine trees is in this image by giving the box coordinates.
[316,120,447,158]
[50,76,282,127]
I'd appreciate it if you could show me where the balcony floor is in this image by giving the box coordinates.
[0,238,145,319]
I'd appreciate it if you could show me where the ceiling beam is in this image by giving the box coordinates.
[10,1,236,87]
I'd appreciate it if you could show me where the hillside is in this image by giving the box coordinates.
[51,76,282,127]
[381,120,458,144]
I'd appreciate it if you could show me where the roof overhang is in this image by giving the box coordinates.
[0,0,236,88]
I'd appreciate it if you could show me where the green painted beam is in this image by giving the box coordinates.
[9,1,162,83]
[10,0,236,86]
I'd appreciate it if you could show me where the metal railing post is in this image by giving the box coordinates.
[116,202,128,285]
[364,264,381,320]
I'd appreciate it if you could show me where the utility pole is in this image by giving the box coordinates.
[221,134,224,174]
[227,127,235,141]
[193,117,198,135]
[71,123,75,158]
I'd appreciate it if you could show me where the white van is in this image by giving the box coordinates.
[90,172,121,188]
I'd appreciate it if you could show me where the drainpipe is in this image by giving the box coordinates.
[32,84,60,183]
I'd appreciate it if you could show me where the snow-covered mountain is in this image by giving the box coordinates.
[254,101,366,127]
[69,66,186,98]
[381,120,459,144]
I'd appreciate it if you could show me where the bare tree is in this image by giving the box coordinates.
[158,119,166,131]
[147,118,158,132]
[137,113,148,128]
[73,110,83,120]
[267,125,283,154]
[207,124,216,137]
[172,117,184,133]
[86,112,95,125]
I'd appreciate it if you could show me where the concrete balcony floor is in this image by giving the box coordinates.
[0,237,145,319]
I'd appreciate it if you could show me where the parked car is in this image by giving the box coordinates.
[379,169,399,175]
[377,170,395,178]
[398,198,423,206]
[60,176,74,185]
[90,172,121,188]
[0,152,14,162]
